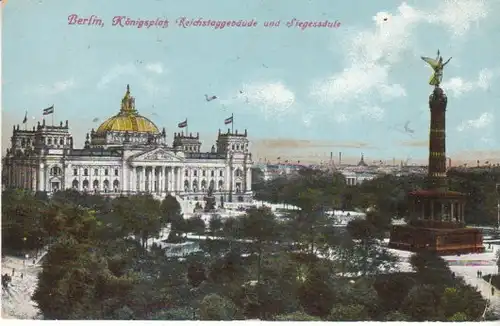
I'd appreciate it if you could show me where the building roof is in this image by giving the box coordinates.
[95,85,160,135]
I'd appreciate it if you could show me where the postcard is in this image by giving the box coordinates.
[1,0,499,322]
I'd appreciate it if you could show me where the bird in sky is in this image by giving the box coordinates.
[92,117,99,122]
[205,94,217,102]
[404,121,415,134]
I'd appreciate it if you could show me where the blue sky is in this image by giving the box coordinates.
[2,0,499,164]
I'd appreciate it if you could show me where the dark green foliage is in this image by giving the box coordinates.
[187,258,207,288]
[199,294,238,320]
[384,310,411,321]
[274,311,321,321]
[4,165,496,321]
[328,304,370,321]
[297,264,337,318]
[400,284,443,321]
[374,272,416,312]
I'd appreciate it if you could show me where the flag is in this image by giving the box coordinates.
[22,111,27,124]
[43,105,54,115]
[177,119,187,128]
[224,115,233,125]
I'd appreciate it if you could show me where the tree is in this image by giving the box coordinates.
[297,263,337,318]
[112,195,165,249]
[240,207,278,284]
[2,189,47,251]
[384,311,410,321]
[198,294,238,320]
[328,304,370,321]
[186,215,206,236]
[400,284,442,321]
[208,214,223,238]
[409,252,453,287]
[346,219,398,275]
[32,237,136,319]
[274,311,321,321]
[160,194,182,224]
[187,256,207,288]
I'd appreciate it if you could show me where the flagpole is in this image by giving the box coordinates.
[231,113,234,134]
[51,105,54,126]
[186,118,188,136]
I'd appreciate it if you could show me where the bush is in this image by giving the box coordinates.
[384,310,410,321]
[274,311,321,321]
[199,294,238,320]
[328,304,369,321]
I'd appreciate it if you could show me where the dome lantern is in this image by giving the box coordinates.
[94,84,160,136]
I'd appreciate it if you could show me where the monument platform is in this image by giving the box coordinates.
[389,190,484,254]
[389,222,484,255]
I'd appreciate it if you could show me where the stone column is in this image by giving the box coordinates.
[178,167,183,192]
[159,167,164,194]
[461,203,465,223]
[167,167,172,192]
[225,165,231,191]
[149,167,153,192]
[440,203,445,221]
[38,163,45,191]
[141,166,146,192]
[450,202,455,222]
[132,167,137,192]
[172,167,177,192]
[246,167,252,192]
[430,200,434,220]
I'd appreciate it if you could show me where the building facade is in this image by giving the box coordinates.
[2,85,253,203]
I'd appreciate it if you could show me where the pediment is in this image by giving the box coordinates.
[132,148,183,162]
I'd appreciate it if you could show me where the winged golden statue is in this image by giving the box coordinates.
[421,50,452,87]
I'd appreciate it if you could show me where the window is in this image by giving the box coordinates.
[236,145,240,150]
[211,170,214,177]
[114,169,119,176]
[59,139,64,145]
[73,169,78,176]
[104,169,109,176]
[202,170,206,177]
[48,138,52,145]
[84,169,88,176]
[185,170,188,177]
[232,145,235,150]
[94,169,98,176]
[194,170,197,177]
[219,170,223,177]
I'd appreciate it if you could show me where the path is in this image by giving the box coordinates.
[1,256,42,319]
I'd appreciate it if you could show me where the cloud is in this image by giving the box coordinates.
[400,139,427,147]
[428,0,488,37]
[442,69,494,97]
[36,78,75,95]
[145,63,164,74]
[97,63,137,88]
[457,112,493,131]
[360,106,385,121]
[97,62,168,95]
[231,81,295,119]
[309,0,489,116]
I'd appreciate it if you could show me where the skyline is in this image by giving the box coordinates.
[2,0,499,165]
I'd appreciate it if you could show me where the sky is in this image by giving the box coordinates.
[2,0,499,165]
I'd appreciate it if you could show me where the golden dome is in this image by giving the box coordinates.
[96,85,160,134]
